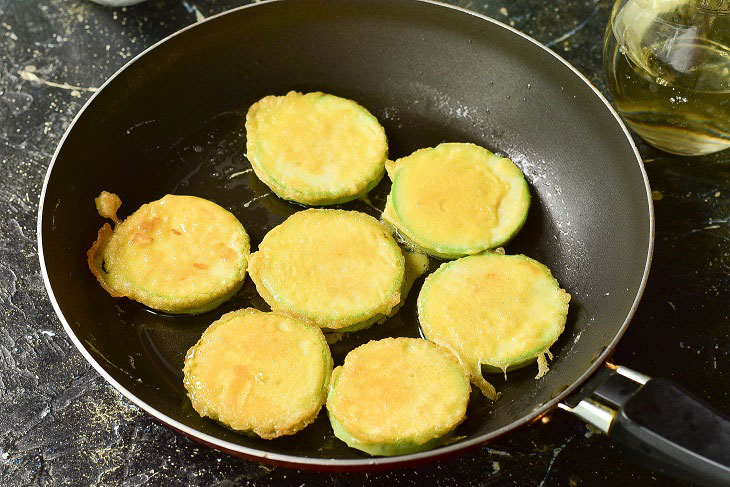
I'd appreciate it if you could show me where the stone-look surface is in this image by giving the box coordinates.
[0,0,727,485]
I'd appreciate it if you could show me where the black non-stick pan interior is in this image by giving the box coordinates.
[39,0,652,465]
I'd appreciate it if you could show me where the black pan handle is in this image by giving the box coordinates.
[559,365,730,486]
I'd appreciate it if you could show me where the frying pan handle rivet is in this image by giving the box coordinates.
[614,366,650,385]
[558,400,615,434]
[605,362,651,386]
[559,365,653,434]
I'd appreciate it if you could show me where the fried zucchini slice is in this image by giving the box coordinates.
[248,209,404,331]
[417,254,570,399]
[87,192,250,314]
[382,143,530,259]
[326,337,470,456]
[245,91,388,205]
[183,308,332,439]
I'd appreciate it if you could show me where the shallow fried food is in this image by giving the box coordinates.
[248,209,405,331]
[326,337,470,456]
[87,192,250,314]
[382,142,530,259]
[246,91,388,205]
[417,253,570,399]
[323,248,430,343]
[183,308,332,439]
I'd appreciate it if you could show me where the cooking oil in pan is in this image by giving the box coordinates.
[604,0,730,156]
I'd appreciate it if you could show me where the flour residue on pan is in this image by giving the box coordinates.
[509,149,583,256]
[404,81,481,126]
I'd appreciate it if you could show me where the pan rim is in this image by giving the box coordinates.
[37,0,654,469]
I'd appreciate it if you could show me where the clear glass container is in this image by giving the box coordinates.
[604,0,730,156]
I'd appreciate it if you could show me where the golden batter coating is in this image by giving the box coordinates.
[249,209,405,331]
[87,192,250,314]
[418,253,570,399]
[326,337,470,456]
[382,143,530,259]
[248,209,405,331]
[184,308,332,439]
[245,91,387,205]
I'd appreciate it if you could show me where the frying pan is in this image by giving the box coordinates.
[37,0,730,482]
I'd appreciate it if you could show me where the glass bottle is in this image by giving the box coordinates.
[604,0,730,156]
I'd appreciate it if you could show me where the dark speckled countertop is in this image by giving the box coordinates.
[1,0,728,485]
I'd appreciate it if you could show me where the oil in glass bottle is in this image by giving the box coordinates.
[604,0,730,155]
